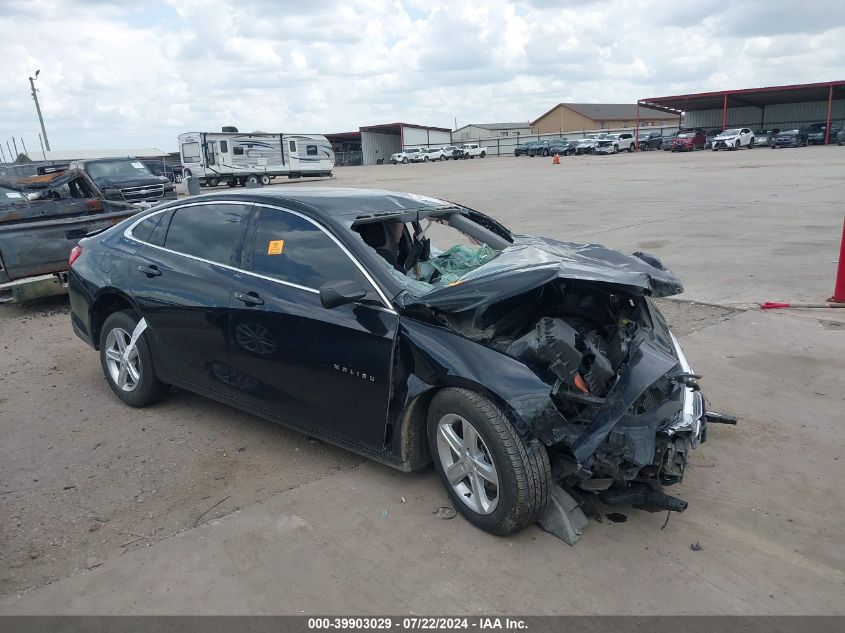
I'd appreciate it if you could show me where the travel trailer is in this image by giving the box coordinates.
[178,128,334,187]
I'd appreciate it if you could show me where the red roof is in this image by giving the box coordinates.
[640,80,845,114]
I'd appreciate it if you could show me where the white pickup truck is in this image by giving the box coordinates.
[458,144,487,159]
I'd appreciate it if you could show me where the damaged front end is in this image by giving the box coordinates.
[403,237,713,516]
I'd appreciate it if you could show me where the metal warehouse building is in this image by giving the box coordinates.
[638,80,845,144]
[327,123,452,166]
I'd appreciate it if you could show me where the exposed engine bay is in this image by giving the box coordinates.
[438,280,705,510]
[352,206,732,524]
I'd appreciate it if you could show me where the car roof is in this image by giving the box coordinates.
[168,187,451,221]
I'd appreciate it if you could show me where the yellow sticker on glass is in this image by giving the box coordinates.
[267,240,284,255]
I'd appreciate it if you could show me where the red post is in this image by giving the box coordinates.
[635,102,640,152]
[830,218,845,303]
[825,83,833,145]
[721,94,728,130]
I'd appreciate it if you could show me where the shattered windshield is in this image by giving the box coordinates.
[350,209,509,297]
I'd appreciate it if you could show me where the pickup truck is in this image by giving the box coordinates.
[68,158,176,204]
[0,169,138,302]
[457,144,487,159]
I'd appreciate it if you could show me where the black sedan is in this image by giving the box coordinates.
[771,129,808,148]
[68,188,716,538]
[636,131,663,151]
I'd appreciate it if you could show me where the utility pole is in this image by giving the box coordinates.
[29,70,51,151]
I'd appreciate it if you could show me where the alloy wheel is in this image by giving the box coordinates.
[436,414,499,515]
[104,327,141,392]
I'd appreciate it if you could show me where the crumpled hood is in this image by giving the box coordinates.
[403,236,683,313]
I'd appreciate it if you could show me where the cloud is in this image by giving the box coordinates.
[0,0,842,153]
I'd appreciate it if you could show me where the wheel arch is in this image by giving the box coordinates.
[392,377,545,472]
[89,289,140,350]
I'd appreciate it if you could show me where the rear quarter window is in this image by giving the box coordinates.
[163,204,249,265]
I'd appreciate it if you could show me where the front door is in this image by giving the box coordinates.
[130,201,252,396]
[286,139,300,176]
[228,205,397,451]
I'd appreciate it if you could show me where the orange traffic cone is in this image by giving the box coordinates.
[552,153,560,164]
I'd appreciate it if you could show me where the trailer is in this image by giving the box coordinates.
[178,128,334,187]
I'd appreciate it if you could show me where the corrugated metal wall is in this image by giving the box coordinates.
[686,99,845,129]
[361,131,400,165]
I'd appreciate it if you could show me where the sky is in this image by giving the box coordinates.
[1,0,844,155]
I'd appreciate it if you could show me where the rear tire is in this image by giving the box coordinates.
[480,151,486,158]
[99,310,167,408]
[260,174,271,185]
[427,388,550,536]
[207,177,219,187]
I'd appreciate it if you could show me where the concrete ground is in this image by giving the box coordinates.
[1,146,844,614]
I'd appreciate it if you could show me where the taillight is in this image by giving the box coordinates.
[68,245,83,268]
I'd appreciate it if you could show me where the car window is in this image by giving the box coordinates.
[163,204,249,265]
[251,208,369,291]
[132,212,165,242]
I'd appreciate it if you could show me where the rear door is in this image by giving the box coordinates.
[228,204,397,451]
[130,201,252,396]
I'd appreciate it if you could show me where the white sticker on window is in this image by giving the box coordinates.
[131,162,145,169]
[5,192,23,198]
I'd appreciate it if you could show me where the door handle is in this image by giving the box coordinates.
[234,291,264,306]
[137,264,162,277]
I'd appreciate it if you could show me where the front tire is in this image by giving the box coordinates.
[427,388,550,536]
[99,310,167,408]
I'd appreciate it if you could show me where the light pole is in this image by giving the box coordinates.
[29,69,50,151]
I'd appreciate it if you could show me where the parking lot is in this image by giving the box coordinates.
[1,147,844,614]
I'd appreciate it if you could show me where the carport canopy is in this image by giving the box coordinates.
[635,80,845,148]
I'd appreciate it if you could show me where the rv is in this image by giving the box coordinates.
[177,128,334,187]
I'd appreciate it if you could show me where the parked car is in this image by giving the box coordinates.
[574,138,598,155]
[458,144,487,159]
[412,148,446,162]
[390,148,422,164]
[671,130,706,152]
[594,137,620,154]
[441,146,461,160]
[68,187,720,538]
[141,160,184,183]
[771,129,808,148]
[0,169,136,302]
[661,131,681,151]
[703,129,723,149]
[547,139,578,156]
[68,158,176,205]
[528,140,556,157]
[752,129,780,147]
[838,128,845,145]
[614,133,635,152]
[711,128,755,151]
[637,131,663,151]
[513,142,537,157]
[805,123,841,145]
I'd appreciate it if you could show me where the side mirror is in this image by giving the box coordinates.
[319,280,367,309]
